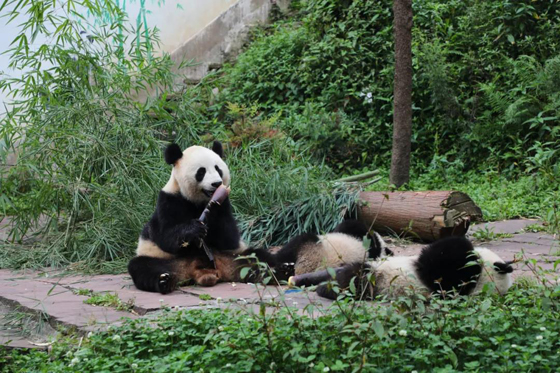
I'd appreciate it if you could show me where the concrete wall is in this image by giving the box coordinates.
[170,0,290,85]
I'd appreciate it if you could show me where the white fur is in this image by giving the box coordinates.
[318,233,369,267]
[372,256,426,296]
[294,233,368,275]
[137,238,173,259]
[165,145,231,204]
[473,247,513,294]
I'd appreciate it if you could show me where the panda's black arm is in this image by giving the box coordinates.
[204,199,242,252]
[149,191,207,254]
[152,221,207,255]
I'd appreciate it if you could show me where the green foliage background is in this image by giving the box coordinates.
[0,0,559,271]
[215,0,560,173]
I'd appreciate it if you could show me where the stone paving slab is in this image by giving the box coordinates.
[33,273,204,315]
[0,302,56,350]
[0,274,137,331]
[0,332,49,350]
[470,219,542,235]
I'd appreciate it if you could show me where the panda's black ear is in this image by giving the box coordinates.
[164,143,183,165]
[211,141,224,159]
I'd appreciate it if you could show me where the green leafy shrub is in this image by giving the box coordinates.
[0,0,204,270]
[217,0,560,171]
[2,282,559,372]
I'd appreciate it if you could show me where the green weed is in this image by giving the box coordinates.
[2,282,559,372]
[471,226,514,242]
[83,292,134,312]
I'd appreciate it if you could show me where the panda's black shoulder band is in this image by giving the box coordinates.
[165,143,183,165]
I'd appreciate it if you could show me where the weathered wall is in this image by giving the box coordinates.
[170,0,290,84]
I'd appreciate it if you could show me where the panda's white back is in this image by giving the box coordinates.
[473,247,513,294]
[319,232,368,266]
[294,233,367,275]
[372,256,428,296]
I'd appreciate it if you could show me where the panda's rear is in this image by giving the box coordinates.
[414,236,483,296]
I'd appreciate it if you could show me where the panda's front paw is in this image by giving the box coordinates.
[180,221,208,248]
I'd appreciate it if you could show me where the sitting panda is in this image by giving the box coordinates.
[289,236,514,300]
[251,219,393,276]
[128,141,256,294]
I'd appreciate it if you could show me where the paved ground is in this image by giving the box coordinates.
[0,219,558,349]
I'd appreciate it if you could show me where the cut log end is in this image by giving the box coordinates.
[358,190,483,242]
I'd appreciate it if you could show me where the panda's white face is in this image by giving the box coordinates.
[163,145,231,204]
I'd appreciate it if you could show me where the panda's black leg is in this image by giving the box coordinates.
[128,256,177,294]
[333,219,369,239]
[273,233,319,264]
[314,262,373,300]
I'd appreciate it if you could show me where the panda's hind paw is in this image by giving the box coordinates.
[278,262,295,279]
[158,273,173,294]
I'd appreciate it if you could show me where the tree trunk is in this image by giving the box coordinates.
[390,0,413,187]
[358,191,483,242]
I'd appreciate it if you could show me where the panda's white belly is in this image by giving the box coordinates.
[136,238,174,259]
[136,238,248,259]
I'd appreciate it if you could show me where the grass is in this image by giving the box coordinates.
[83,292,134,312]
[0,308,52,341]
[1,280,559,372]
[524,224,549,233]
[471,226,514,242]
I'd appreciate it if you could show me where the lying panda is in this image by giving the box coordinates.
[289,236,514,300]
[128,141,257,293]
[252,219,393,276]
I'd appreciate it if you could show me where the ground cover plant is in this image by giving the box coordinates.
[1,276,559,372]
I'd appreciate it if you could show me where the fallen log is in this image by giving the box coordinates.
[358,191,483,242]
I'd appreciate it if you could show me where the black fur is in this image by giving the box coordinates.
[414,236,482,295]
[195,167,206,182]
[212,141,224,158]
[315,262,374,300]
[493,261,513,274]
[140,191,241,255]
[128,256,177,294]
[266,233,319,266]
[333,219,390,259]
[333,219,368,239]
[129,190,241,293]
[165,143,183,165]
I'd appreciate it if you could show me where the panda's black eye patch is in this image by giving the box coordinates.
[215,165,223,177]
[195,167,206,182]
